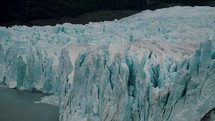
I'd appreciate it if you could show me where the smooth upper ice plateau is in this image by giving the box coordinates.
[0,6,215,121]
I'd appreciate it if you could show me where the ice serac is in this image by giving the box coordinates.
[59,7,215,121]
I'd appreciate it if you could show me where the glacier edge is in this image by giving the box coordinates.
[0,6,215,121]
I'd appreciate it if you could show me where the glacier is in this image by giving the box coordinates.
[0,6,215,121]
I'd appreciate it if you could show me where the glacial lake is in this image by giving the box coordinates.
[0,86,59,121]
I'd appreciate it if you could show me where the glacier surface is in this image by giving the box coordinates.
[59,7,215,121]
[0,6,215,121]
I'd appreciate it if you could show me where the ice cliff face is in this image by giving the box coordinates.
[0,26,66,93]
[59,7,215,121]
[0,6,215,121]
[59,40,215,121]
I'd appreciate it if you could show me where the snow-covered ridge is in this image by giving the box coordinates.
[0,6,215,121]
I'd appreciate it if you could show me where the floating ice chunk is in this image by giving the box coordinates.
[35,95,59,106]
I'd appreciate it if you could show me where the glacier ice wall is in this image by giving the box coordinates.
[0,26,64,93]
[1,6,215,94]
[59,40,215,121]
[0,6,215,121]
[58,7,215,121]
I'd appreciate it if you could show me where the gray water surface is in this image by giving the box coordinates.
[0,86,59,121]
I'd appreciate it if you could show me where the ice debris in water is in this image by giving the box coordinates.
[0,6,215,121]
[35,95,59,106]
